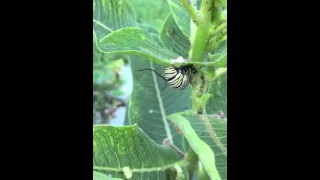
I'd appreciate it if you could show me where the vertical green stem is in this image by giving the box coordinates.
[211,0,222,27]
[190,0,212,63]
[190,24,211,63]
[185,0,212,113]
[209,21,227,36]
[189,0,226,113]
[179,0,200,26]
[176,0,226,179]
[200,0,213,22]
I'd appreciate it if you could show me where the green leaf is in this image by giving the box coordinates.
[95,27,180,65]
[138,23,160,35]
[210,40,227,68]
[189,112,227,180]
[161,13,191,58]
[93,124,186,180]
[130,0,170,33]
[93,0,137,41]
[166,0,191,37]
[125,55,192,151]
[93,171,124,180]
[168,111,224,180]
[206,73,227,116]
[150,33,166,48]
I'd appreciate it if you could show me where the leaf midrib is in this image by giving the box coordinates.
[149,61,174,144]
[93,159,186,172]
[200,116,227,156]
[93,19,114,33]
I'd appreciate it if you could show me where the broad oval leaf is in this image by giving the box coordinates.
[167,111,224,180]
[93,0,137,41]
[93,124,186,180]
[161,13,191,58]
[96,28,180,65]
[124,55,192,150]
[166,0,191,37]
[183,111,227,180]
[130,0,170,34]
[138,23,160,35]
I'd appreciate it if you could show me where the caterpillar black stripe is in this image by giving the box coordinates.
[138,64,197,90]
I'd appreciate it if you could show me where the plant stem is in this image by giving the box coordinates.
[189,0,227,114]
[200,0,213,22]
[209,21,227,36]
[190,0,213,63]
[191,25,211,63]
[179,0,200,26]
[210,0,222,26]
[163,138,185,158]
[211,67,227,81]
[218,30,227,42]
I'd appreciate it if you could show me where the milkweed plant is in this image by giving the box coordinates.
[93,0,227,180]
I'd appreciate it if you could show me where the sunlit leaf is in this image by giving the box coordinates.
[168,111,225,180]
[166,0,191,37]
[95,28,180,65]
[93,171,124,180]
[93,0,137,41]
[180,111,227,179]
[93,124,186,180]
[161,13,191,58]
[130,0,170,33]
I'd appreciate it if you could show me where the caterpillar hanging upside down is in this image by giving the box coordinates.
[138,64,198,90]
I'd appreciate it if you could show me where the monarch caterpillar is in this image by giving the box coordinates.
[138,64,197,90]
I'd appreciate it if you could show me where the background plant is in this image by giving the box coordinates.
[93,0,227,179]
[93,41,127,124]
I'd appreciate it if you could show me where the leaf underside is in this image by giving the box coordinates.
[93,124,185,180]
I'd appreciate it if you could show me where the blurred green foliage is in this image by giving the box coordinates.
[93,43,126,124]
